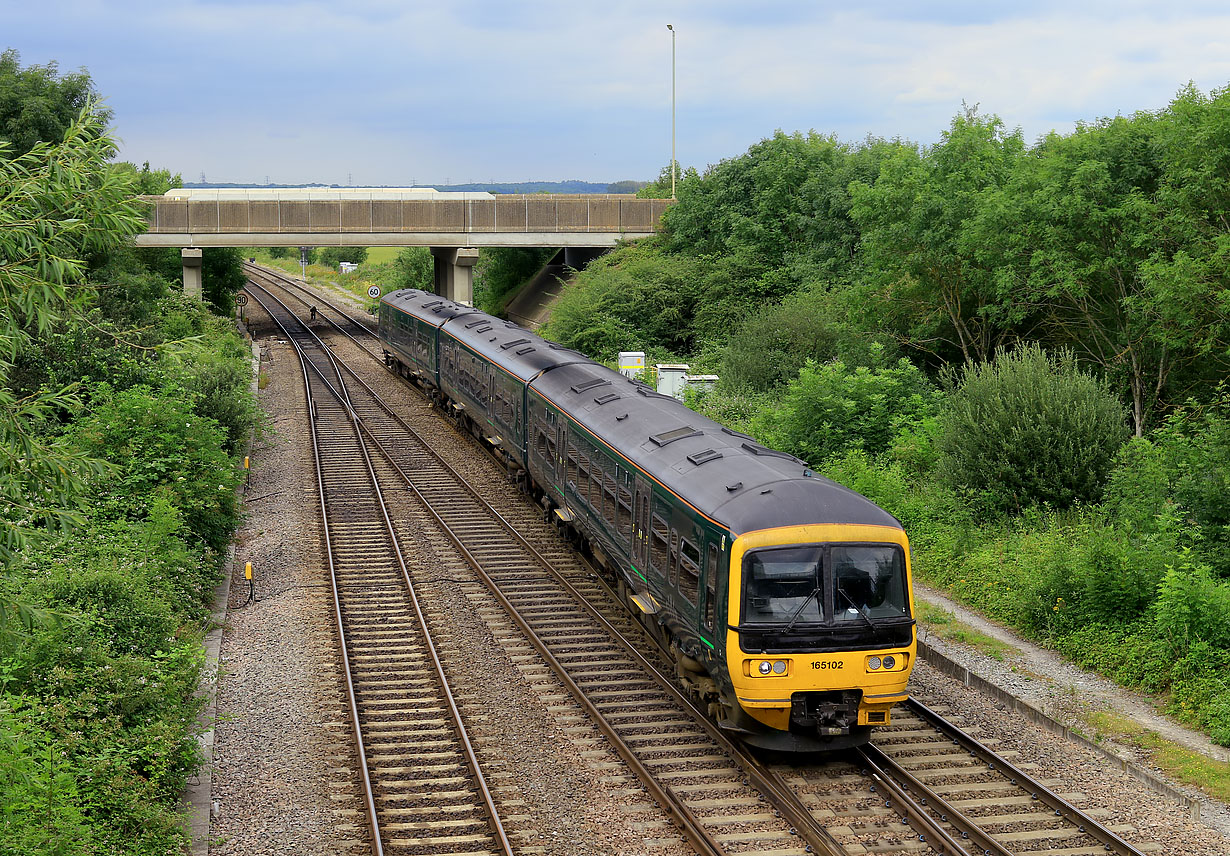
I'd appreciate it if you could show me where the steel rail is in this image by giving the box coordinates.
[246,283,514,856]
[908,698,1149,856]
[272,290,384,856]
[855,743,1002,856]
[243,263,381,358]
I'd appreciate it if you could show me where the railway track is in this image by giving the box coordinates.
[247,284,513,856]
[242,263,1161,856]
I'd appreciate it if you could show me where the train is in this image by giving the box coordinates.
[377,289,917,751]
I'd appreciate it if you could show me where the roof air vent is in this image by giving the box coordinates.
[687,449,723,466]
[650,426,702,447]
[570,378,610,394]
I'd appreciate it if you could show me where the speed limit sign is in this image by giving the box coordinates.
[368,285,381,299]
[236,293,248,306]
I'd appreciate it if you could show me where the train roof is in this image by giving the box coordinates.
[382,290,901,537]
[530,361,900,537]
[383,289,591,381]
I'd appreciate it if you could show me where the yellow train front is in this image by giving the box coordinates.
[717,522,916,752]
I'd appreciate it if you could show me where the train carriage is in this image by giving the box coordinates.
[379,289,917,751]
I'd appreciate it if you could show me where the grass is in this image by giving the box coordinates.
[916,600,1020,661]
[364,246,401,264]
[1085,709,1230,803]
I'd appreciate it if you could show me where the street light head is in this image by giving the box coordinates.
[666,23,673,30]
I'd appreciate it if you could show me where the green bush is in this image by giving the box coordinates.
[0,700,94,856]
[317,246,367,268]
[68,385,241,552]
[756,351,940,463]
[1154,559,1230,651]
[720,285,897,391]
[937,344,1129,512]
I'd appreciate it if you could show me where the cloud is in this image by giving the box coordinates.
[7,1,1230,181]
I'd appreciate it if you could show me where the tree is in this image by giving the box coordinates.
[0,49,107,158]
[112,160,181,195]
[0,104,145,563]
[850,108,1027,364]
[139,246,247,314]
[968,113,1170,436]
[317,246,368,268]
[607,180,646,194]
[1140,83,1230,406]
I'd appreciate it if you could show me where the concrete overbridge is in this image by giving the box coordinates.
[135,188,673,304]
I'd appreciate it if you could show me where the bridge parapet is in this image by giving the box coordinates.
[136,194,673,247]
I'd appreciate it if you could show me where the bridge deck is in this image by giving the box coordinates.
[135,194,672,247]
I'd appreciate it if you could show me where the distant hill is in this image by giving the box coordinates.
[181,180,649,194]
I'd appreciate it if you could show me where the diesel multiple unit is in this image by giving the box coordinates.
[378,289,917,750]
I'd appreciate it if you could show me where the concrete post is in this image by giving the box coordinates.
[430,247,480,305]
[182,248,203,299]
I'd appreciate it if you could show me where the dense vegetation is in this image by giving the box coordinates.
[2,53,254,852]
[545,87,1230,747]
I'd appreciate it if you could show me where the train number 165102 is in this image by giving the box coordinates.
[811,660,843,670]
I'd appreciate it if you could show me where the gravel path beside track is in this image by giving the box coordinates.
[209,333,369,856]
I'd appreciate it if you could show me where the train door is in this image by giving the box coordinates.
[632,478,651,579]
[702,540,721,640]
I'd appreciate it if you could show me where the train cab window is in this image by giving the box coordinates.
[650,514,670,575]
[679,538,701,605]
[704,544,719,632]
[832,545,909,622]
[742,546,823,625]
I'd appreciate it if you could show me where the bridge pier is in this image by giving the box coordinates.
[430,247,479,305]
[182,248,203,299]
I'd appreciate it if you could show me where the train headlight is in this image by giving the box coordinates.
[772,660,787,675]
[758,661,773,675]
[882,655,897,670]
[867,656,882,671]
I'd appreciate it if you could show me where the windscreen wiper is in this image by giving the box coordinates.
[783,585,823,632]
[837,585,879,632]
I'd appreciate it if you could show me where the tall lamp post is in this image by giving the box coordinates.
[667,23,676,199]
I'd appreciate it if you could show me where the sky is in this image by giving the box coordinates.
[6,1,1230,186]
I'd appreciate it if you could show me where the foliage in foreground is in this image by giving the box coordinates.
[0,62,255,851]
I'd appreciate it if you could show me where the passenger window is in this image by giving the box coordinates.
[669,529,680,585]
[577,453,590,502]
[566,442,578,488]
[650,514,670,576]
[679,538,701,605]
[616,482,632,537]
[603,472,617,524]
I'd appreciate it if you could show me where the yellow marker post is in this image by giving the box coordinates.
[243,456,251,492]
[244,561,255,604]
